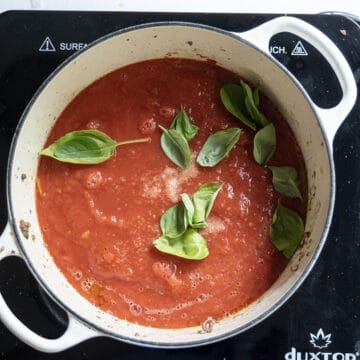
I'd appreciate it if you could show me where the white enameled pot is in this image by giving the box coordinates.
[0,16,357,352]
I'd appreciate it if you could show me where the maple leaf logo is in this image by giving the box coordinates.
[309,329,332,349]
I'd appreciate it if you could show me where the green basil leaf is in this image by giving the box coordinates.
[269,166,302,199]
[270,202,305,259]
[40,129,149,164]
[197,128,241,167]
[160,203,188,239]
[192,183,223,228]
[153,228,209,260]
[220,84,256,131]
[154,183,222,260]
[169,106,199,141]
[240,80,268,127]
[181,193,194,227]
[253,123,276,165]
[159,125,191,169]
[253,88,260,107]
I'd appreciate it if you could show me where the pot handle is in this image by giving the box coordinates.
[0,223,99,353]
[237,16,357,143]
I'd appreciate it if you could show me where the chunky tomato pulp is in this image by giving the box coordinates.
[36,59,306,328]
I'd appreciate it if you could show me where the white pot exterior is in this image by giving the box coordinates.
[2,19,357,350]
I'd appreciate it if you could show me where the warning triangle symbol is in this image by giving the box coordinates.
[39,37,56,52]
[291,41,308,56]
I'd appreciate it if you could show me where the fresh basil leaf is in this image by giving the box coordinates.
[253,123,276,165]
[220,84,256,131]
[181,193,194,227]
[197,128,241,167]
[269,166,302,199]
[160,203,188,239]
[192,183,223,228]
[153,228,209,260]
[240,80,268,127]
[154,183,222,260]
[270,202,305,259]
[253,88,260,107]
[170,106,199,141]
[159,125,191,169]
[40,129,149,164]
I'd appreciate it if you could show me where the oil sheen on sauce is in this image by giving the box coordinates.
[36,59,307,329]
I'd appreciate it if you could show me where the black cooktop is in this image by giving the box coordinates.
[0,11,359,360]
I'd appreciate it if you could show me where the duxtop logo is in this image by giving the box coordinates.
[284,328,359,360]
[310,329,332,349]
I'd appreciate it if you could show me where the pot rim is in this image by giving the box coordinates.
[6,20,335,348]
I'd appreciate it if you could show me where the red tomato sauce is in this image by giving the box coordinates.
[36,59,307,328]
